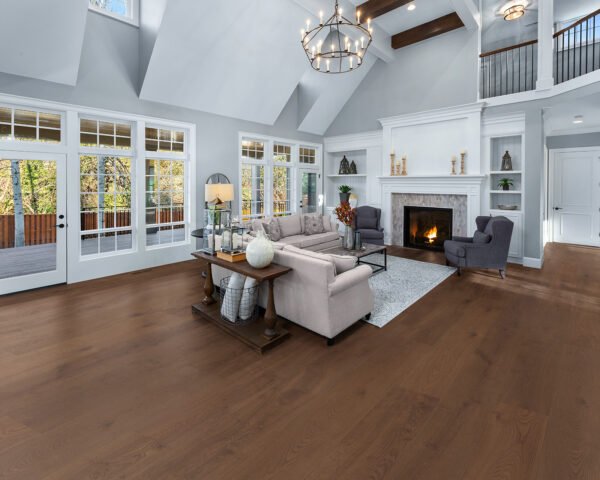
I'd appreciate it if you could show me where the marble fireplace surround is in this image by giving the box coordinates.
[378,176,486,246]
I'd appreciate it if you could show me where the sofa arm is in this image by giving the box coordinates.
[328,264,372,297]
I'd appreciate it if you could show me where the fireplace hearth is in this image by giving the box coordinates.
[403,206,453,251]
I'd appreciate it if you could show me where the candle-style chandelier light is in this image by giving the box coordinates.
[301,0,373,74]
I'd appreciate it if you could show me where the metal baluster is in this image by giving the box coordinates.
[586,19,589,74]
[505,50,508,95]
[580,22,583,77]
[525,43,528,90]
[562,32,565,83]
[519,46,522,92]
[555,36,558,84]
[594,15,596,72]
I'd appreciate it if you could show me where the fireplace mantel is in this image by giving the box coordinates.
[378,175,486,245]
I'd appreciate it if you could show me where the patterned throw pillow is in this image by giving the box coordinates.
[303,214,325,235]
[262,218,281,241]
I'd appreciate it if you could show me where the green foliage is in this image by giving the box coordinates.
[497,178,514,188]
[338,184,352,193]
[0,160,57,214]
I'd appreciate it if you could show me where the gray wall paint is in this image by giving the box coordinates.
[547,132,600,149]
[325,28,479,136]
[0,13,322,230]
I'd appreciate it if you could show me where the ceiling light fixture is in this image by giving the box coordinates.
[301,1,373,74]
[573,115,584,124]
[503,4,526,21]
[407,3,416,11]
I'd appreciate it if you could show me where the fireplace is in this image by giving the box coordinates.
[403,206,453,251]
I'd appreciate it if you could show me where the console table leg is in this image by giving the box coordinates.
[263,279,278,338]
[202,263,216,305]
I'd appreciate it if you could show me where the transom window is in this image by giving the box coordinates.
[273,143,292,163]
[145,127,184,153]
[88,0,138,25]
[80,118,132,149]
[242,140,264,160]
[299,147,317,164]
[0,107,61,144]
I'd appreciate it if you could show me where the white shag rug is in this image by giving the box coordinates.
[365,254,456,328]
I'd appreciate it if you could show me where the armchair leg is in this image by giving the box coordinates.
[457,267,462,277]
[499,269,506,279]
[446,259,450,266]
[327,338,335,347]
[365,313,372,320]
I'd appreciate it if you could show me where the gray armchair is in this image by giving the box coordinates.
[353,206,384,246]
[444,216,514,278]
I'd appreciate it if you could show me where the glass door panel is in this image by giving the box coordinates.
[0,152,66,294]
[299,170,320,214]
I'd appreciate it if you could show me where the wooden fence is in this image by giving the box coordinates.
[0,214,57,248]
[1,208,186,248]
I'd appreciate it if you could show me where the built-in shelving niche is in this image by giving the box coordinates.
[325,150,367,209]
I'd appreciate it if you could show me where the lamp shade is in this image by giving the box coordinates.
[205,183,234,204]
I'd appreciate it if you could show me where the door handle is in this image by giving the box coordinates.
[54,223,65,229]
[553,207,563,211]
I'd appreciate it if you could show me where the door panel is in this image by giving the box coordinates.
[298,170,320,214]
[552,150,600,246]
[0,152,66,294]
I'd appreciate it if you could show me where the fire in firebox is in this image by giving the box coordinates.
[403,206,453,251]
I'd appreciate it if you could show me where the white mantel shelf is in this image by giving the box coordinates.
[377,175,486,180]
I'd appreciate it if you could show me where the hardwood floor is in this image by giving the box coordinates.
[1,243,600,479]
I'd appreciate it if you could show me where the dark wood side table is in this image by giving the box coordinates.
[191,251,292,353]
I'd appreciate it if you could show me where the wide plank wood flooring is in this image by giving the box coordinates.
[1,243,600,479]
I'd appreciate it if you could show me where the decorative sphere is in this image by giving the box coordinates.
[246,231,274,268]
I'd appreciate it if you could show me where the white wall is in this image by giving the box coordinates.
[0,12,322,232]
[325,27,479,136]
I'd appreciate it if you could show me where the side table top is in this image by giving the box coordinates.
[192,251,292,281]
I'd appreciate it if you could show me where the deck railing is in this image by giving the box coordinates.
[0,214,57,249]
[480,40,538,99]
[554,8,600,84]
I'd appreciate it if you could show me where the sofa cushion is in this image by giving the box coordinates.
[283,245,335,267]
[262,218,281,241]
[278,214,302,237]
[326,254,357,274]
[304,214,325,235]
[297,231,340,249]
[473,231,491,244]
[357,215,377,230]
[323,215,334,232]
[276,234,305,247]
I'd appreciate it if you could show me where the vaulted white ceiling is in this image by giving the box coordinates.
[0,0,88,85]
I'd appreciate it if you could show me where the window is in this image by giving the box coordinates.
[79,117,134,257]
[299,146,317,164]
[0,107,61,144]
[240,135,321,221]
[89,0,139,26]
[145,127,187,247]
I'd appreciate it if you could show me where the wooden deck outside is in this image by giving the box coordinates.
[0,244,56,279]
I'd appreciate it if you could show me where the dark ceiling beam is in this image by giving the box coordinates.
[391,12,464,49]
[356,0,413,21]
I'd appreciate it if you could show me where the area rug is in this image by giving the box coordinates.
[365,255,456,328]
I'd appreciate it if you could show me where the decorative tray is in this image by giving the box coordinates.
[497,204,519,211]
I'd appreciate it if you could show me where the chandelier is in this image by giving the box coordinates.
[503,4,526,21]
[301,1,373,74]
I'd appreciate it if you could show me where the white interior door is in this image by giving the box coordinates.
[298,169,321,214]
[551,149,600,246]
[0,151,67,294]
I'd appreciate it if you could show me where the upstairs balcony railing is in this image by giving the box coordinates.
[554,8,600,84]
[480,8,600,99]
[480,40,538,99]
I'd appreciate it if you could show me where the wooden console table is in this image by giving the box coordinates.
[191,251,292,353]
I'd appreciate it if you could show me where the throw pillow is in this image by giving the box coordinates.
[473,231,491,244]
[262,218,281,241]
[303,214,325,235]
[277,214,302,237]
[327,254,357,274]
[322,215,333,232]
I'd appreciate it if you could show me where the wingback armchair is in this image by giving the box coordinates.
[353,206,384,246]
[444,216,514,278]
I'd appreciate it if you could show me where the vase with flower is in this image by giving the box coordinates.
[334,201,356,250]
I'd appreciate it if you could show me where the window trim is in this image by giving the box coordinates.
[0,104,65,148]
[239,132,322,221]
[88,0,140,27]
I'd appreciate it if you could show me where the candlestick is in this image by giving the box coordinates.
[451,156,457,175]
[460,151,466,175]
[401,155,407,176]
[390,153,396,176]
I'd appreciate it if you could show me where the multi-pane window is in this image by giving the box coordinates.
[0,107,61,143]
[242,140,264,161]
[80,118,131,149]
[299,147,317,164]
[80,155,133,256]
[241,164,265,219]
[145,127,184,153]
[273,143,292,163]
[89,0,138,24]
[145,127,186,247]
[273,165,292,215]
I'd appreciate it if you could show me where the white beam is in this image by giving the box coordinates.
[537,0,555,90]
[450,0,480,31]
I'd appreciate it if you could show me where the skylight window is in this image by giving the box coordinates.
[89,0,139,26]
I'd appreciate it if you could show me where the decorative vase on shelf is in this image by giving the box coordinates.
[339,192,350,203]
[339,155,350,174]
[501,151,513,171]
[245,230,274,269]
[350,160,357,174]
[343,225,354,250]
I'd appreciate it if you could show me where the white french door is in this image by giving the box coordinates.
[551,149,600,247]
[298,169,321,214]
[0,151,67,294]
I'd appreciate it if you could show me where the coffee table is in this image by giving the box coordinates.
[318,243,387,274]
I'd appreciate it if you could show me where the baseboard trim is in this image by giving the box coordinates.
[507,256,523,265]
[523,257,543,269]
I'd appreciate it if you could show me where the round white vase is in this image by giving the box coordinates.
[246,231,274,268]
